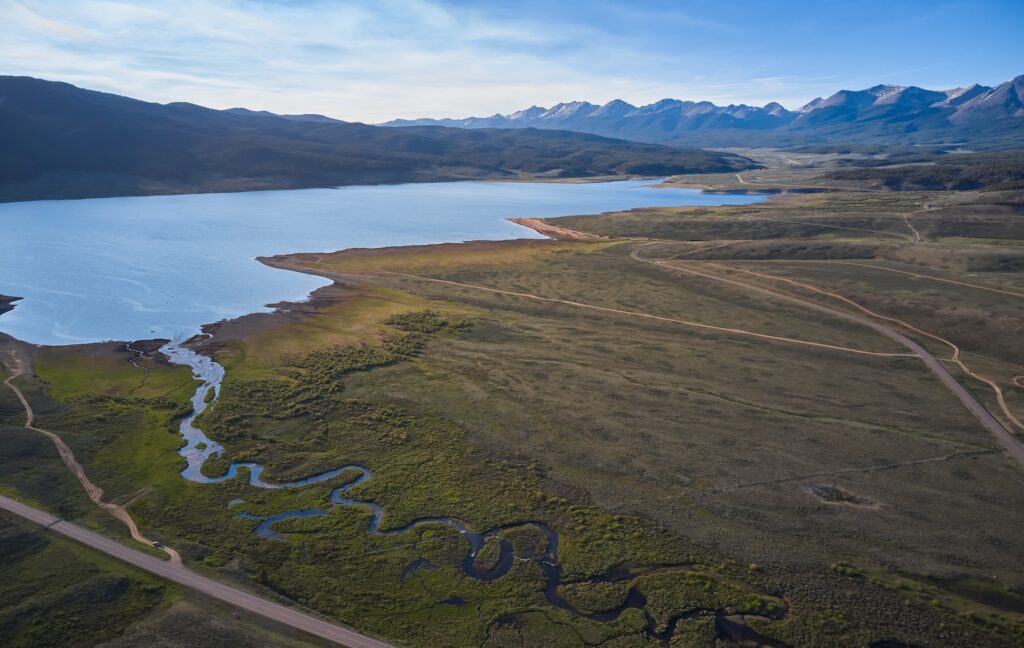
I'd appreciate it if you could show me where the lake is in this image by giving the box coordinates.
[0,180,764,346]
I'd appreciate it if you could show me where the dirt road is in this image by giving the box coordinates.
[376,271,913,358]
[0,495,399,648]
[683,258,1024,300]
[825,261,1024,299]
[1,347,400,647]
[901,212,923,242]
[702,262,1024,435]
[1,348,182,565]
[391,216,1024,466]
[628,250,1024,467]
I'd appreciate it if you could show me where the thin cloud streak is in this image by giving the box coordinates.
[1,0,1017,121]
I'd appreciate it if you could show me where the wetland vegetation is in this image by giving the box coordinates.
[2,149,1023,647]
[1,3,1021,645]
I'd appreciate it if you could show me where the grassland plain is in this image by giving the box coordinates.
[272,227,1020,644]
[2,185,1023,646]
[0,509,166,647]
[0,340,333,648]
[4,296,793,647]
[661,149,1024,195]
[0,511,329,648]
[551,189,1024,442]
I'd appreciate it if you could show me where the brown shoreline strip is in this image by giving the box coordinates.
[508,217,606,240]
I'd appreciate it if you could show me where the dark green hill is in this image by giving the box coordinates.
[0,76,754,202]
[821,150,1024,191]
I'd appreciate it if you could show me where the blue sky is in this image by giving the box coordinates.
[1,0,1021,122]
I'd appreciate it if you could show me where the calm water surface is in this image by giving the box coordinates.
[0,180,764,345]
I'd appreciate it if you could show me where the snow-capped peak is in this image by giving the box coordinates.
[538,101,597,120]
[508,106,546,120]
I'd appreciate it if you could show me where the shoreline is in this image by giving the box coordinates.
[0,171,776,206]
[506,217,607,240]
[0,240,567,355]
[0,172,534,205]
[0,182,775,352]
[0,294,21,317]
[0,172,698,206]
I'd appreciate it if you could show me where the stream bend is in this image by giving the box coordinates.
[162,342,788,645]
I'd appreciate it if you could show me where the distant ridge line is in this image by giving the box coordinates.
[382,75,1024,148]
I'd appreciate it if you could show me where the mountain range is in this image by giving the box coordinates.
[0,76,753,202]
[384,76,1024,148]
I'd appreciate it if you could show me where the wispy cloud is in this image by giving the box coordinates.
[1,0,1016,120]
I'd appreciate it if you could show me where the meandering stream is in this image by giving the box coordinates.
[162,341,788,645]
[1,180,774,642]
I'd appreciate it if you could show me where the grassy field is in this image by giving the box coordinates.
[0,506,319,648]
[0,510,167,647]
[0,344,332,647]
[270,190,1022,645]
[1,177,1023,645]
[552,188,1024,444]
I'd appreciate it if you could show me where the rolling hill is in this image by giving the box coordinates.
[0,76,754,202]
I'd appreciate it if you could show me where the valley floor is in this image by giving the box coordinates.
[2,184,1023,647]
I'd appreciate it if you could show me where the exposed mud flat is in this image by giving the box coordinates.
[190,281,361,356]
[506,217,607,240]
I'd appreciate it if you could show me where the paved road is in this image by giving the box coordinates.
[0,495,400,648]
[2,348,182,565]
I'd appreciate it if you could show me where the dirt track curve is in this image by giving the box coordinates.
[901,212,923,242]
[699,261,1024,436]
[375,271,914,359]
[732,258,1024,300]
[626,247,1024,468]
[313,255,1022,468]
[1,348,399,648]
[2,349,182,565]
